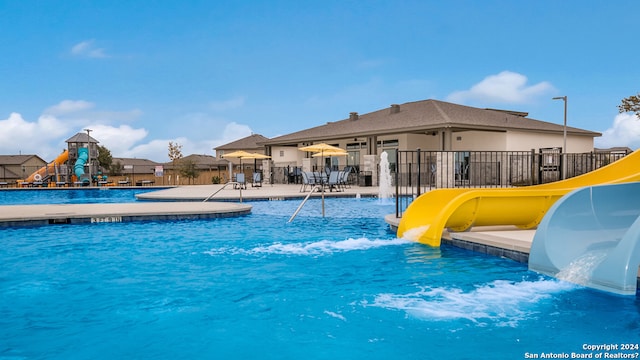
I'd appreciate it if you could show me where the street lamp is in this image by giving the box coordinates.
[552,96,567,179]
[84,128,92,185]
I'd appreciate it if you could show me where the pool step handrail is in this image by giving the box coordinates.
[202,182,243,203]
[288,185,321,223]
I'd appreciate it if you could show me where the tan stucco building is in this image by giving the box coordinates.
[262,99,600,172]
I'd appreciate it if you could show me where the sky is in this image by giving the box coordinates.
[1,0,638,162]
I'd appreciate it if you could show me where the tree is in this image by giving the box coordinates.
[109,161,124,176]
[96,145,113,171]
[618,93,640,119]
[168,141,183,184]
[178,159,200,184]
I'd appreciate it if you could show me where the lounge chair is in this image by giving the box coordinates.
[327,171,341,192]
[339,167,352,189]
[300,171,318,192]
[234,173,246,189]
[251,172,262,188]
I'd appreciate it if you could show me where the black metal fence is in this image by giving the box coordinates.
[394,150,629,218]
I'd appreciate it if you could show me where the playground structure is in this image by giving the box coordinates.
[20,132,103,187]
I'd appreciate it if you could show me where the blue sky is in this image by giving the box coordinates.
[1,1,638,162]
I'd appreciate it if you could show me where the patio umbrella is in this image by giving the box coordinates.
[222,151,271,181]
[298,143,346,217]
[311,150,348,157]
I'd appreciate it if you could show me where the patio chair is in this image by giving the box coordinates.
[300,171,317,192]
[327,171,341,192]
[251,172,262,188]
[339,167,352,189]
[234,173,246,189]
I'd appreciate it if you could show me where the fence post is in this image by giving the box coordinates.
[416,148,421,198]
[395,150,400,217]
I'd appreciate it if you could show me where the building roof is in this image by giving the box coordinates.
[111,157,160,174]
[0,154,46,165]
[215,134,270,151]
[65,132,100,144]
[175,154,230,169]
[263,99,601,145]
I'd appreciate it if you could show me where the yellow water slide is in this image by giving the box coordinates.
[397,150,640,246]
[25,150,69,183]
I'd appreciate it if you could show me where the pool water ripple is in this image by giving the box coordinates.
[1,196,639,359]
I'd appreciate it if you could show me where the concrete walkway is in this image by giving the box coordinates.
[135,183,381,201]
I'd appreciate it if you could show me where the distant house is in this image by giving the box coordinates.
[109,157,162,185]
[262,99,602,172]
[0,154,47,183]
[215,134,270,161]
[166,154,230,184]
[215,134,271,180]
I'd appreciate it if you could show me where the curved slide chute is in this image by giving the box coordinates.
[529,182,640,295]
[25,150,69,183]
[74,147,90,184]
[398,150,640,246]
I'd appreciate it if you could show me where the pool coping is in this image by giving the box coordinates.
[0,202,252,228]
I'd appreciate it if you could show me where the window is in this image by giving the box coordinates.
[279,150,284,157]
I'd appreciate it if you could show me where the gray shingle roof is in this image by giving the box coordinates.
[177,154,230,169]
[65,132,100,143]
[215,134,270,151]
[263,99,601,145]
[0,154,46,165]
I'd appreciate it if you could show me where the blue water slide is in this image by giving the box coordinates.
[529,182,640,295]
[74,147,89,183]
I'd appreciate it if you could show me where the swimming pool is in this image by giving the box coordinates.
[0,188,161,205]
[1,194,639,359]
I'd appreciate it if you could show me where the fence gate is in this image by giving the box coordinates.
[538,147,562,184]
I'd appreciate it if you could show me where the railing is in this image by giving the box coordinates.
[288,185,321,222]
[394,150,630,218]
[202,182,244,202]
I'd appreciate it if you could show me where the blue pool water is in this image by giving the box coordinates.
[0,188,160,205]
[1,193,639,359]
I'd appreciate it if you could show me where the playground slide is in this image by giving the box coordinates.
[397,150,640,246]
[25,150,69,182]
[74,147,89,184]
[529,182,640,295]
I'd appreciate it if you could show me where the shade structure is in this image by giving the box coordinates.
[298,143,346,217]
[222,151,271,181]
[298,143,344,153]
[312,150,348,157]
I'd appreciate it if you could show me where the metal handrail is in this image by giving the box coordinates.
[202,182,244,203]
[288,185,321,223]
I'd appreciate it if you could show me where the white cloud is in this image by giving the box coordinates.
[0,113,70,159]
[86,124,149,156]
[71,39,108,58]
[44,100,95,115]
[0,99,256,163]
[595,113,640,150]
[447,71,555,104]
[103,122,253,162]
[209,96,246,112]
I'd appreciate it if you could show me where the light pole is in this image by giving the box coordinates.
[552,96,567,179]
[84,128,92,185]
